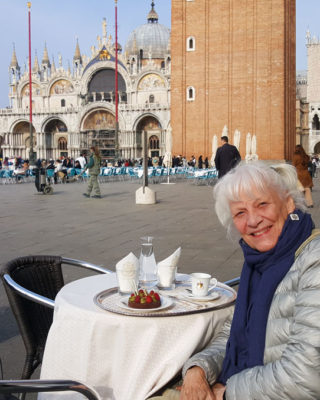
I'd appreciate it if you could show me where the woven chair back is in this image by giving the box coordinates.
[1,255,64,378]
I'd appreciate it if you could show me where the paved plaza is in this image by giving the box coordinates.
[0,176,319,382]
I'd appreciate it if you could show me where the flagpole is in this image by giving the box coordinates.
[114,0,119,164]
[27,2,35,164]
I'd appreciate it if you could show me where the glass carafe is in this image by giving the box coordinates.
[139,236,157,286]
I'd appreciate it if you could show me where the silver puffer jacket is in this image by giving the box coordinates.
[182,232,320,399]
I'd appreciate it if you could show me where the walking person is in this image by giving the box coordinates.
[214,136,241,178]
[83,146,102,199]
[293,145,313,208]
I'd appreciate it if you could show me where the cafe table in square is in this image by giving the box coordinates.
[39,273,236,400]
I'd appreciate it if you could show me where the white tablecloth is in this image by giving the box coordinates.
[40,274,234,400]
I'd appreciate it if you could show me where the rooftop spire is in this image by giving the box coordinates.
[147,1,158,23]
[73,38,82,63]
[10,44,19,68]
[51,55,56,73]
[33,51,40,72]
[42,43,51,66]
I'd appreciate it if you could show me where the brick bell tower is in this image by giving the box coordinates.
[170,0,296,161]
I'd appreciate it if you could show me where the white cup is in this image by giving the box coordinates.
[191,273,217,297]
[157,265,177,289]
[116,264,139,294]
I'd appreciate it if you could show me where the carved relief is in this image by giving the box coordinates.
[138,73,165,90]
[21,83,41,97]
[50,80,74,95]
[83,110,116,130]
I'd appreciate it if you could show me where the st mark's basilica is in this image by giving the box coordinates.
[0,2,171,161]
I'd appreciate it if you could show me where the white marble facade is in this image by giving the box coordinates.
[0,3,171,161]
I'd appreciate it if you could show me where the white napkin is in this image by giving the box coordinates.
[157,247,181,269]
[116,252,139,292]
[157,247,181,287]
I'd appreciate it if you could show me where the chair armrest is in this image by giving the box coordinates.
[223,277,240,287]
[0,379,99,400]
[2,274,55,309]
[61,257,113,274]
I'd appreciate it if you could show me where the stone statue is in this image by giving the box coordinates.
[102,18,107,39]
[58,53,62,67]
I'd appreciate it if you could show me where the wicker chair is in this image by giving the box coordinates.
[0,255,111,381]
[0,379,99,400]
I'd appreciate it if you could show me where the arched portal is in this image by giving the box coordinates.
[136,116,162,158]
[43,119,68,159]
[12,121,36,159]
[314,142,320,154]
[81,110,116,160]
[87,69,127,103]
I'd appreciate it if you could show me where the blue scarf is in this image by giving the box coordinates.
[218,209,313,384]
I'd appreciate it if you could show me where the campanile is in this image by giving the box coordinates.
[171,0,296,160]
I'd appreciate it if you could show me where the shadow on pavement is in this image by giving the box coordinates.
[0,306,19,343]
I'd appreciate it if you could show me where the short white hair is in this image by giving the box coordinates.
[213,161,306,239]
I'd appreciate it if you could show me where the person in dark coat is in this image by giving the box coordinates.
[214,136,241,178]
[198,155,203,169]
[204,157,209,169]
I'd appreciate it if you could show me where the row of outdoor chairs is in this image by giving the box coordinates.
[0,166,218,186]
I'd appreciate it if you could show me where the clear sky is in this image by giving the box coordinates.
[0,0,316,108]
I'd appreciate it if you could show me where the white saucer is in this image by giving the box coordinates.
[183,292,220,302]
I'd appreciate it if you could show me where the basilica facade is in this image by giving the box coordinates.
[0,2,171,161]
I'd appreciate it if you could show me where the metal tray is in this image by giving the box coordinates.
[93,283,236,317]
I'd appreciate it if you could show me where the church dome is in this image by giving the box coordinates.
[125,2,170,59]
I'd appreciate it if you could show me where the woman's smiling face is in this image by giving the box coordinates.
[229,188,295,252]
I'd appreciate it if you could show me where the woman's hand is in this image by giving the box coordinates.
[211,383,226,400]
[177,367,215,400]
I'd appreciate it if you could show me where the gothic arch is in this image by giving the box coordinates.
[133,113,162,131]
[80,109,116,131]
[80,62,132,95]
[47,79,74,97]
[10,119,35,134]
[314,142,320,154]
[41,116,68,133]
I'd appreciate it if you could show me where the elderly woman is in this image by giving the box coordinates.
[151,162,320,400]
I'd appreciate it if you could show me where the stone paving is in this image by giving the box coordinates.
[0,175,319,381]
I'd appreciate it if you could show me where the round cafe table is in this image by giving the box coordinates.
[40,273,235,400]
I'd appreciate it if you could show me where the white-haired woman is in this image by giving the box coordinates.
[151,162,320,400]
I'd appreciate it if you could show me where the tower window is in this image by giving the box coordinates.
[187,86,195,101]
[61,99,66,107]
[187,37,195,51]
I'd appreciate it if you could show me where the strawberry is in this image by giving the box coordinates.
[139,289,144,294]
[135,295,141,303]
[154,293,160,301]
[146,295,152,303]
[149,290,154,295]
